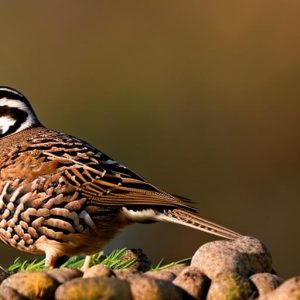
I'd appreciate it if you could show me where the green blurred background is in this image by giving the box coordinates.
[0,1,299,277]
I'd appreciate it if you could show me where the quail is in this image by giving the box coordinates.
[0,87,241,269]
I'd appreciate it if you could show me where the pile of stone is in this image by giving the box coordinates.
[0,236,299,299]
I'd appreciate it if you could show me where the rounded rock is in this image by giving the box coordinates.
[0,286,27,300]
[250,273,283,296]
[191,236,272,279]
[258,276,300,300]
[161,264,188,276]
[55,277,131,300]
[173,266,210,300]
[1,271,58,300]
[114,269,136,281]
[120,248,152,272]
[207,272,257,300]
[47,268,83,284]
[145,271,176,281]
[126,274,184,300]
[0,268,9,285]
[83,264,114,279]
[234,237,272,274]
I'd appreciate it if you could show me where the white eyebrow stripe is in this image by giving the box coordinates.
[0,98,29,111]
[0,88,24,97]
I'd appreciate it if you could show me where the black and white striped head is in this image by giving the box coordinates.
[0,87,41,138]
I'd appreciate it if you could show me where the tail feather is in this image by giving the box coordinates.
[121,206,241,240]
[155,208,241,240]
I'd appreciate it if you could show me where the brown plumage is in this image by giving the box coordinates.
[0,87,241,268]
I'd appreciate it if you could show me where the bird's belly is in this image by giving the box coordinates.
[0,179,129,258]
[0,221,127,258]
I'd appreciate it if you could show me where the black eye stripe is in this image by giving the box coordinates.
[0,105,28,119]
[0,87,42,137]
[0,89,37,116]
[0,90,27,102]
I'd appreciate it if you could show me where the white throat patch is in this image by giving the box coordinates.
[0,116,17,135]
[0,98,37,135]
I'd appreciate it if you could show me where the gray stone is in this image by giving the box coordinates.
[258,276,300,300]
[250,273,283,296]
[191,236,272,279]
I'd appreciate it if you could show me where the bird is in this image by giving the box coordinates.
[0,86,241,269]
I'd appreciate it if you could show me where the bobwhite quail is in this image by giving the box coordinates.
[0,87,241,269]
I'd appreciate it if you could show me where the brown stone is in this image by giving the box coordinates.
[207,272,257,300]
[83,264,115,278]
[0,268,9,285]
[55,277,132,300]
[114,268,136,280]
[126,274,184,300]
[173,266,210,300]
[0,286,27,300]
[163,264,189,276]
[120,248,152,272]
[161,264,188,276]
[250,273,283,296]
[1,271,58,300]
[145,270,176,281]
[46,268,83,284]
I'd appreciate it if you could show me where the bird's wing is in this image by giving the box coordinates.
[39,132,196,211]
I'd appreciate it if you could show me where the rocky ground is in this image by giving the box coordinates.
[0,236,299,300]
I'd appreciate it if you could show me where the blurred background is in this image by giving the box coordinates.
[0,1,299,278]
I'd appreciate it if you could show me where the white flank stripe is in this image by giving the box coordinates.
[121,207,157,222]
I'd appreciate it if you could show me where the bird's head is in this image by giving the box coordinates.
[0,87,41,138]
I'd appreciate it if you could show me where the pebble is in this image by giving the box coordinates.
[125,274,185,300]
[250,273,283,296]
[83,264,115,279]
[55,277,132,300]
[0,271,58,300]
[258,276,300,300]
[0,286,27,300]
[47,268,83,284]
[120,248,152,272]
[162,264,188,276]
[0,237,297,299]
[145,270,176,281]
[0,268,9,285]
[114,268,136,280]
[173,266,210,300]
[191,236,272,279]
[207,272,257,300]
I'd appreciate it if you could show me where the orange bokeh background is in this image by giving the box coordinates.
[0,1,299,277]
